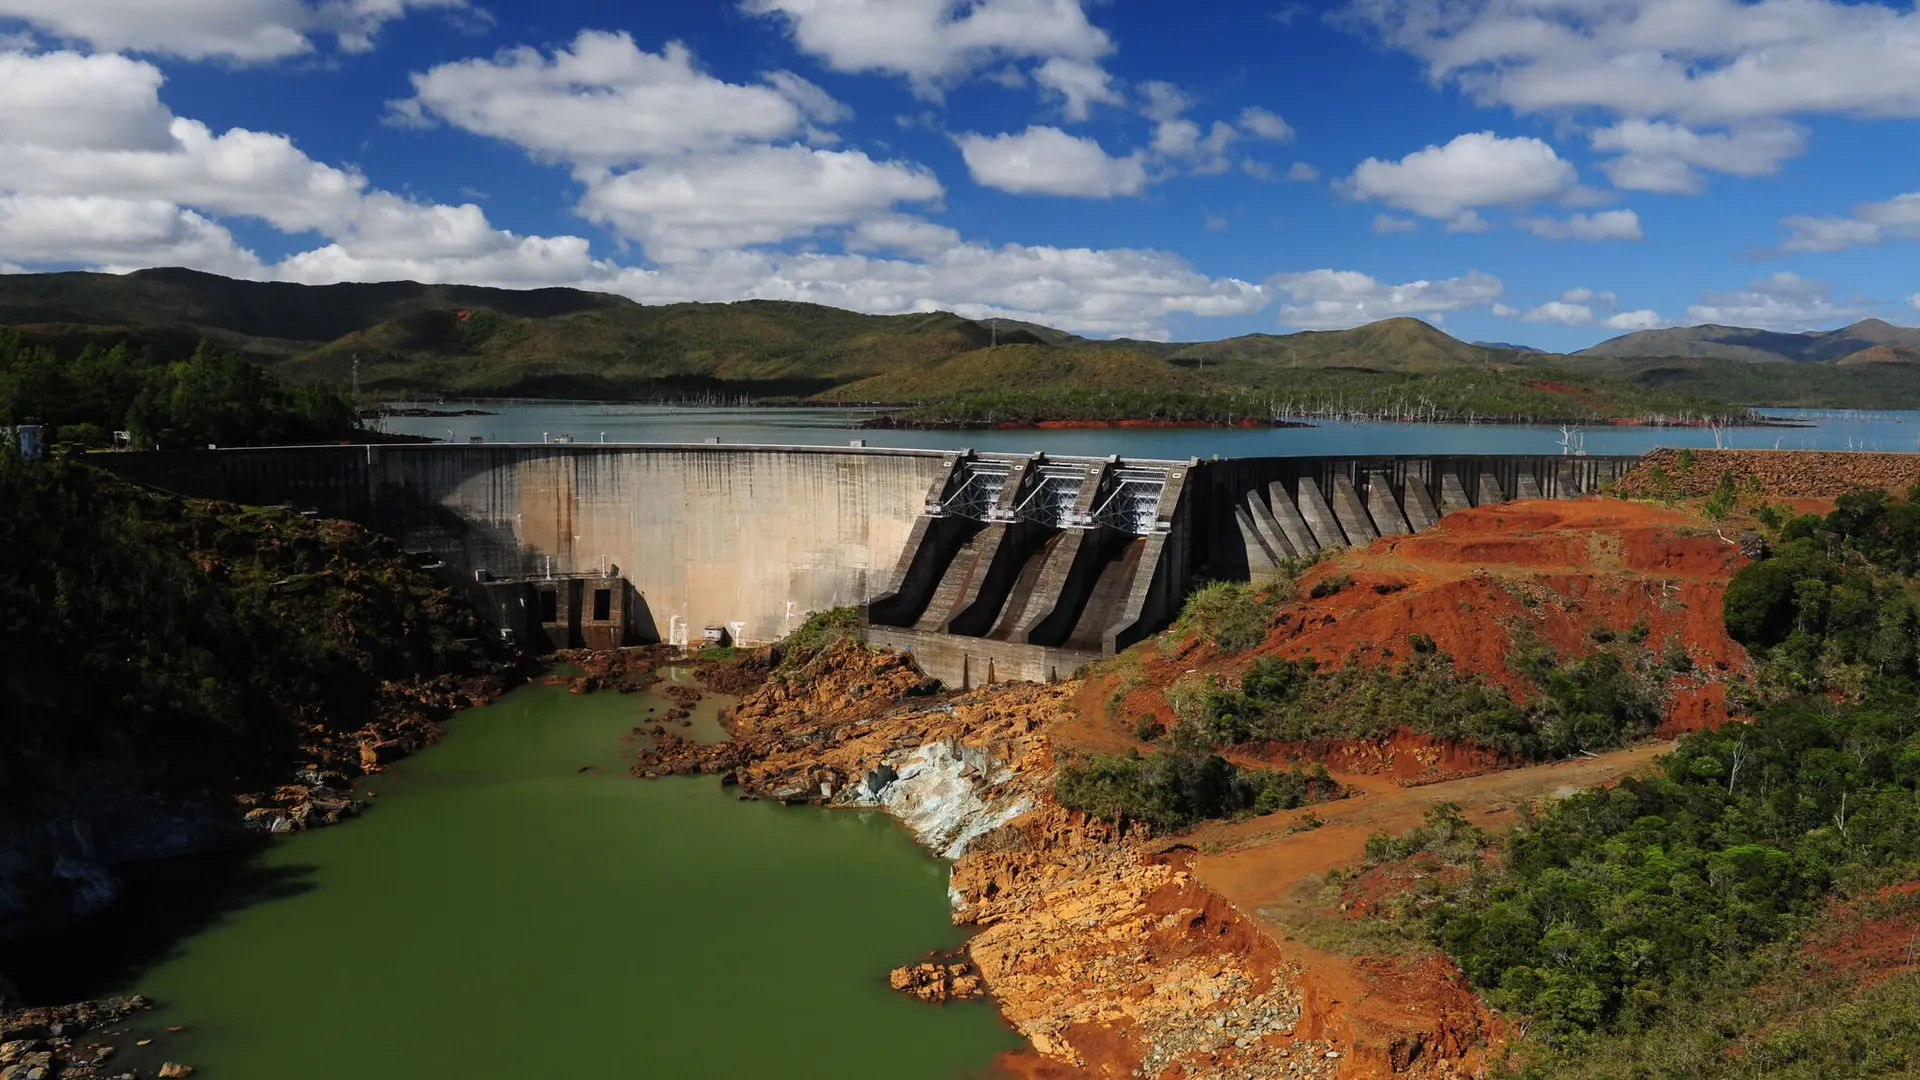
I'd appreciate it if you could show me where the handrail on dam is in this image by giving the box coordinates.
[99,443,1646,690]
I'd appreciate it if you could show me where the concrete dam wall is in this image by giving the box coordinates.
[105,444,1641,687]
[108,443,952,648]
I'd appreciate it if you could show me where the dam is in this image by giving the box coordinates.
[105,444,1640,686]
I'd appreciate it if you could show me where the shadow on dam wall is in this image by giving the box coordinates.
[101,444,1643,689]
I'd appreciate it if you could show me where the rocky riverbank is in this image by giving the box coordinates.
[0,996,182,1080]
[631,641,1348,1079]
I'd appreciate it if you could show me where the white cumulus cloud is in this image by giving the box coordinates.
[1266,268,1503,329]
[0,49,548,273]
[1237,107,1294,142]
[0,0,463,60]
[590,242,1269,339]
[742,0,1112,92]
[1341,0,1920,129]
[1033,56,1121,120]
[1519,300,1593,326]
[0,194,262,276]
[1372,214,1417,234]
[579,145,944,258]
[1517,210,1643,241]
[392,33,841,169]
[1591,120,1806,195]
[1135,82,1287,177]
[955,126,1146,197]
[1494,286,1655,328]
[1780,191,1920,252]
[0,50,176,150]
[1344,132,1577,220]
[1562,287,1616,305]
[1604,310,1666,331]
[1685,272,1867,330]
[1286,162,1319,182]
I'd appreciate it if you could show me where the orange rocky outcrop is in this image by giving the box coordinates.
[633,643,1349,1078]
[889,954,985,1003]
[956,806,1346,1079]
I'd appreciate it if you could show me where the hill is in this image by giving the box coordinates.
[1568,352,1920,409]
[279,302,1047,399]
[0,267,1765,419]
[1578,317,1920,363]
[820,343,1186,402]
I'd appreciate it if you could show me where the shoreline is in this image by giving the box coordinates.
[370,395,1838,431]
[860,412,1808,432]
[631,642,1351,1079]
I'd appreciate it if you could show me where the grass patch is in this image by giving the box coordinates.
[1269,874,1430,959]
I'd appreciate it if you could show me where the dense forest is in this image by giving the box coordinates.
[0,329,355,449]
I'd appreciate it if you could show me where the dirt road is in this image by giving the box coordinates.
[1180,741,1673,1077]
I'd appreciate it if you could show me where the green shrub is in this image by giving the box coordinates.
[1703,470,1738,519]
[1054,749,1339,831]
[1721,539,1839,648]
[1175,580,1278,653]
[1362,803,1488,866]
[1193,645,1660,761]
[1308,572,1353,599]
[778,606,861,667]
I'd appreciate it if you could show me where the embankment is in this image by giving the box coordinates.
[1620,447,1920,499]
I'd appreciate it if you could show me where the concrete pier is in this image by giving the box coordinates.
[1294,477,1346,549]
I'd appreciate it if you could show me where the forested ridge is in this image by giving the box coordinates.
[1359,487,1920,1076]
[0,329,354,449]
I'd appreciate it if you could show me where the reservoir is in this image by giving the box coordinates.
[379,403,1920,457]
[96,676,1019,1078]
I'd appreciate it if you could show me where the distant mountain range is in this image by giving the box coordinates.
[1578,318,1920,365]
[2,267,1918,411]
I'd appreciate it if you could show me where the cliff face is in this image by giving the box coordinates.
[0,458,510,952]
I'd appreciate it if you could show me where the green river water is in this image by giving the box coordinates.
[107,673,1019,1078]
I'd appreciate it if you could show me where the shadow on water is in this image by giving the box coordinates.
[6,844,318,1005]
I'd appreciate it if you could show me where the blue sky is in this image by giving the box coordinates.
[0,0,1916,350]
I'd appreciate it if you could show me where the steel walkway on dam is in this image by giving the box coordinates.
[101,443,1643,688]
